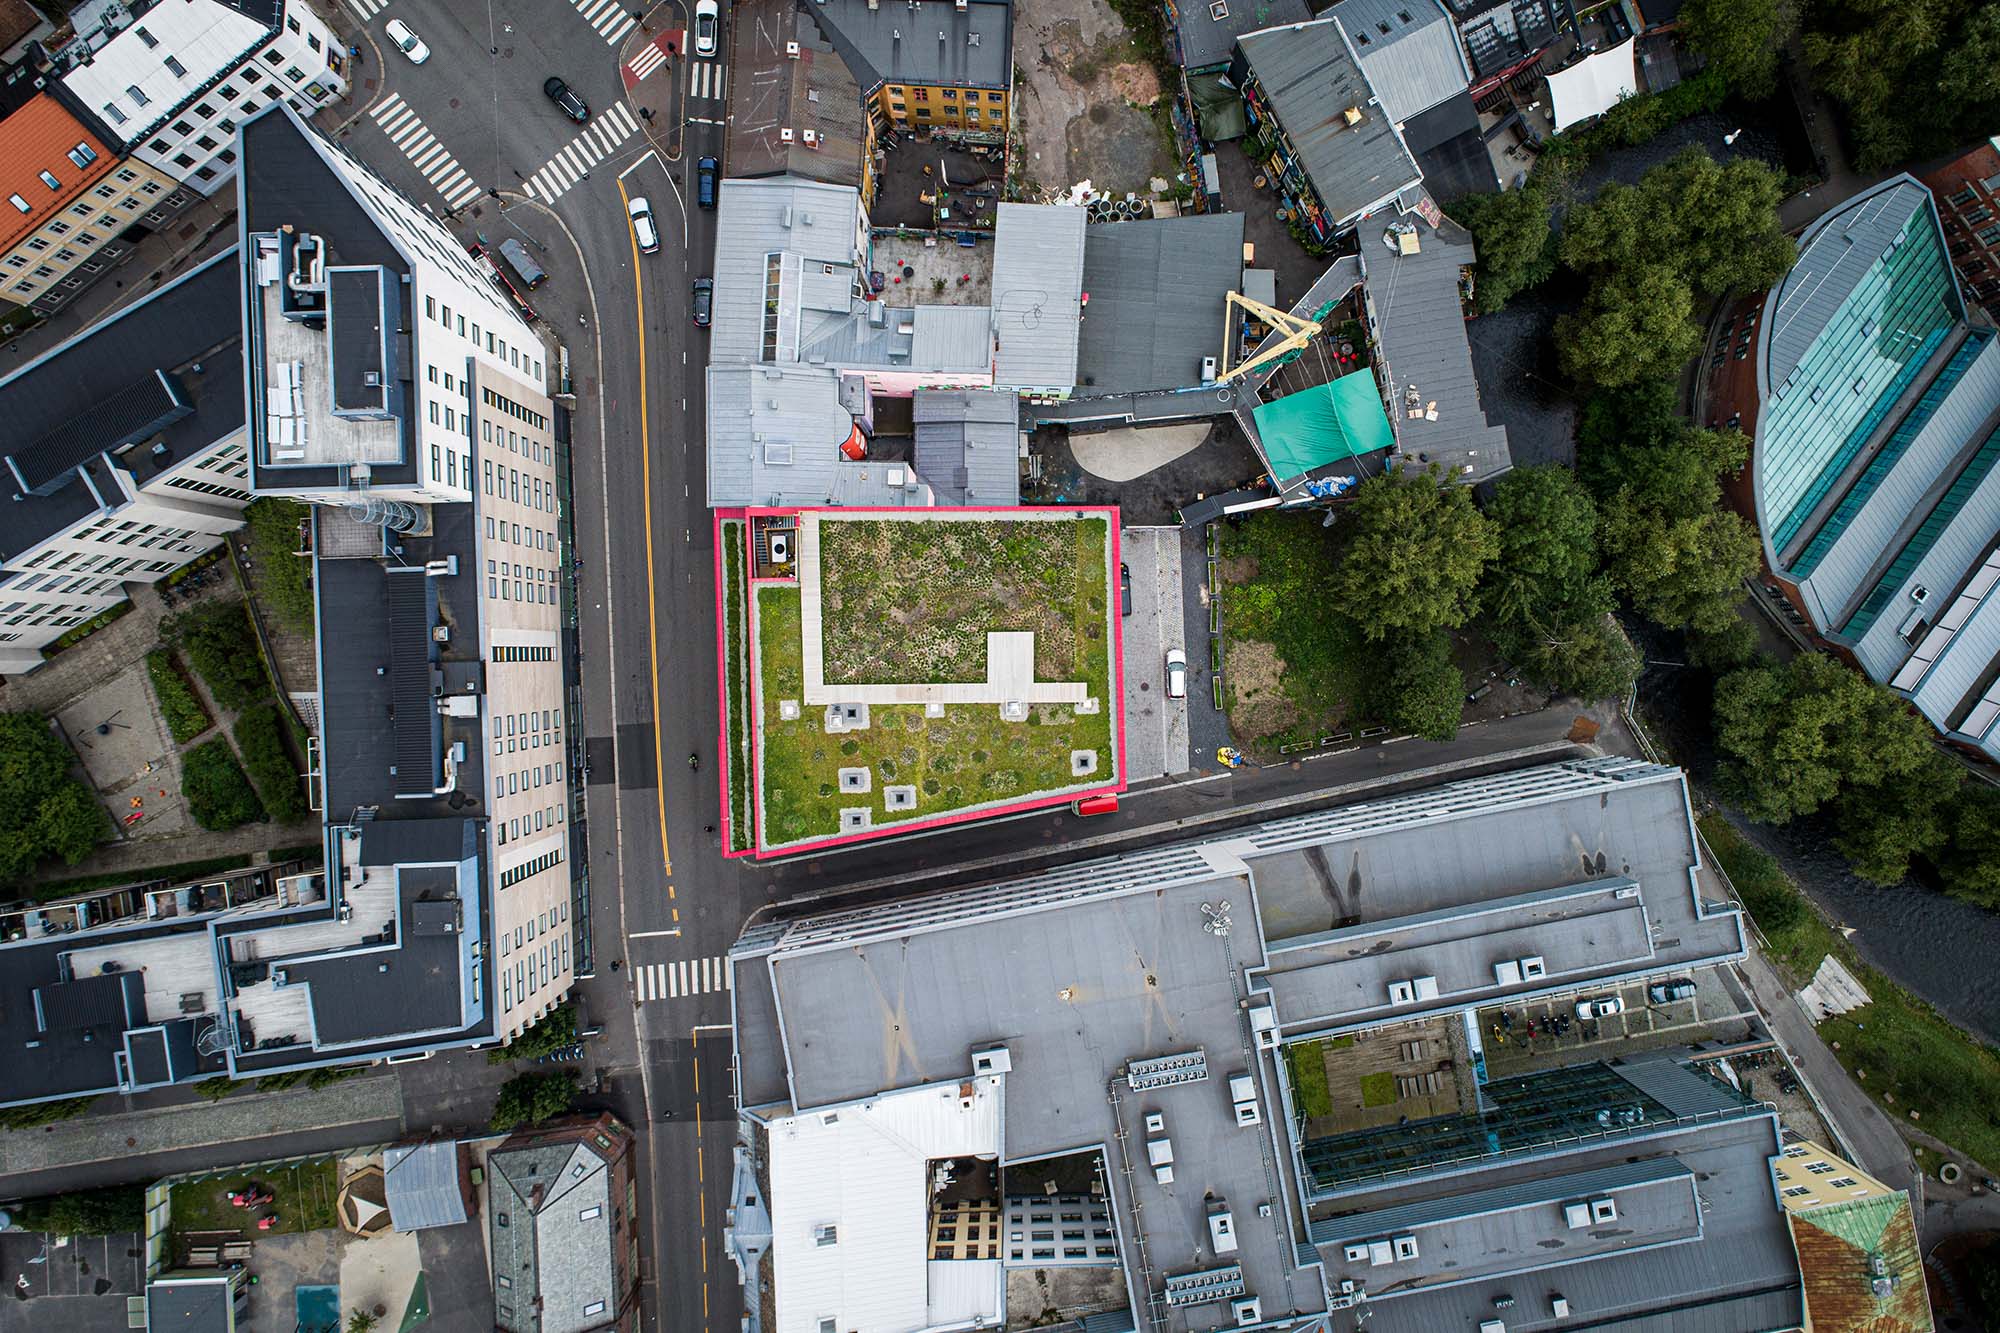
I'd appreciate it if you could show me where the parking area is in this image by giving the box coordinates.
[0,1231,143,1333]
[1477,970,1752,1077]
[1118,527,1190,782]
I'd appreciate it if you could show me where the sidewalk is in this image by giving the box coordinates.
[619,1,689,162]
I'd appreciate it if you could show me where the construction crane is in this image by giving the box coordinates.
[1216,290,1322,386]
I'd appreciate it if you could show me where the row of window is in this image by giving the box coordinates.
[492,644,556,662]
[886,87,1005,103]
[485,459,556,515]
[495,802,564,845]
[501,928,567,1011]
[502,761,560,798]
[487,517,555,555]
[487,560,557,605]
[4,145,101,214]
[483,418,552,466]
[481,385,550,432]
[498,846,564,890]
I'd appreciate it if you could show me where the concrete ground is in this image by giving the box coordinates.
[1118,527,1191,783]
[336,1228,421,1324]
[1024,421,1267,522]
[413,1218,498,1333]
[1010,0,1174,198]
[872,231,993,307]
[1477,970,1751,1077]
[873,143,1005,232]
[58,668,190,842]
[1071,423,1209,483]
[0,1231,142,1333]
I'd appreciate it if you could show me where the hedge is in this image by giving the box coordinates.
[165,600,271,712]
[234,702,306,823]
[181,738,265,831]
[146,649,211,744]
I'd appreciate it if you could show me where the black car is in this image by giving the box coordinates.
[696,156,718,209]
[1119,562,1132,615]
[543,76,590,123]
[692,277,714,328]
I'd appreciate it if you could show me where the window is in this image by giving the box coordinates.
[195,102,216,119]
[128,85,150,108]
[69,203,92,218]
[136,25,158,47]
[164,55,186,77]
[102,103,128,125]
[1829,1177,1859,1188]
[583,1303,606,1318]
[288,14,302,32]
[173,153,196,168]
[579,1206,601,1220]
[6,194,25,213]
[285,66,305,83]
[308,33,321,51]
[67,143,99,170]
[37,171,58,191]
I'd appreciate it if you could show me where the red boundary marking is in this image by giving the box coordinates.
[714,508,756,860]
[733,504,1129,861]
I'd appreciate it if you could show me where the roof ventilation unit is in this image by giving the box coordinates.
[1387,979,1415,1006]
[971,1044,1011,1075]
[1247,1000,1279,1048]
[1231,1297,1261,1326]
[1520,956,1546,980]
[786,39,800,56]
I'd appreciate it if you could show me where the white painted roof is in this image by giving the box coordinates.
[1546,37,1639,131]
[63,0,271,140]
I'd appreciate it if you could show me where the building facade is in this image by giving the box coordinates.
[809,0,1014,144]
[60,0,347,197]
[1922,136,2000,324]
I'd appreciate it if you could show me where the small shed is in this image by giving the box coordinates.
[382,1141,471,1232]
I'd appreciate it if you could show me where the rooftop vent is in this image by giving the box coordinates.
[786,39,800,56]
[1343,106,1363,126]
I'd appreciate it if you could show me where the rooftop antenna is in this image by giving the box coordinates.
[1200,900,1233,936]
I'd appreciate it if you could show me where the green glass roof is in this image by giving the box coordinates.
[1252,367,1395,483]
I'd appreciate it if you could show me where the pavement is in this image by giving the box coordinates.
[0,1231,143,1333]
[1071,423,1211,483]
[1118,527,1190,781]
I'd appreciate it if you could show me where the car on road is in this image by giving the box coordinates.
[384,18,430,64]
[1574,995,1625,1020]
[693,0,720,56]
[628,196,660,254]
[543,76,590,123]
[692,277,713,327]
[1119,562,1132,616]
[696,155,718,209]
[1165,648,1187,699]
[1646,978,1696,1004]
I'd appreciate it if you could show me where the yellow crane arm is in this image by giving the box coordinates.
[1218,290,1322,385]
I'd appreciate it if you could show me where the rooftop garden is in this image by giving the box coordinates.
[745,511,1119,852]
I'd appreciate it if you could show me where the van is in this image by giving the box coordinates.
[1072,793,1119,816]
[497,238,547,290]
[696,156,718,209]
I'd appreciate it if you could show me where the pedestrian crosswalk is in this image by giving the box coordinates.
[369,93,482,211]
[522,102,641,203]
[627,39,671,83]
[571,0,639,44]
[688,59,726,102]
[343,0,389,20]
[635,956,731,1002]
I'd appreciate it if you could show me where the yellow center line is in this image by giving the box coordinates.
[614,175,673,878]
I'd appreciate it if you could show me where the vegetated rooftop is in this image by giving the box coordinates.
[749,509,1119,851]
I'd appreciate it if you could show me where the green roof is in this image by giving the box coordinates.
[1252,368,1395,483]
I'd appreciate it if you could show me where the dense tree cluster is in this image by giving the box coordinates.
[1680,0,1794,98]
[1804,0,2000,171]
[0,712,105,886]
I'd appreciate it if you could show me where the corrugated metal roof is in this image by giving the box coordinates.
[810,0,1013,91]
[725,0,869,187]
[1608,1053,1755,1119]
[0,95,117,254]
[1332,0,1471,123]
[706,364,858,506]
[991,203,1086,392]
[383,1142,469,1230]
[1073,213,1243,398]
[1173,0,1311,72]
[913,388,1019,504]
[1239,17,1423,226]
[709,178,868,366]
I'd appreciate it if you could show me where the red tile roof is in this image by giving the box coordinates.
[0,0,43,54]
[0,94,118,255]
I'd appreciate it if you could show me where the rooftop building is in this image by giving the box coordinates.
[1748,174,2000,761]
[724,0,874,196]
[1777,1144,1933,1333]
[1326,0,1470,125]
[809,0,1014,146]
[1920,135,2000,324]
[488,1114,639,1333]
[1166,0,1312,74]
[728,756,1793,1332]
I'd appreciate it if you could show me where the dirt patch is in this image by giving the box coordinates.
[1107,62,1160,106]
[1012,0,1176,196]
[1226,638,1297,741]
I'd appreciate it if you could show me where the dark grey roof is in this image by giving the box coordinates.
[810,0,1013,91]
[725,0,869,186]
[490,1127,628,1333]
[0,248,244,561]
[1453,0,1560,77]
[1331,0,1470,123]
[126,1027,172,1086]
[35,970,140,1030]
[913,388,1019,504]
[1356,206,1513,482]
[1172,0,1311,72]
[282,867,472,1046]
[361,818,479,867]
[1239,17,1423,226]
[1074,214,1244,398]
[145,1276,236,1332]
[329,267,391,414]
[1408,94,1499,201]
[384,1142,469,1230]
[386,568,442,799]
[0,935,132,1102]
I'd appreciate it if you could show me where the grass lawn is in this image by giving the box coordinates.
[721,522,753,853]
[1283,1040,1334,1120]
[168,1159,338,1244]
[1358,1070,1398,1109]
[1701,813,2000,1172]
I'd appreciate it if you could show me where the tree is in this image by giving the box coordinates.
[1829,754,1956,884]
[489,1003,580,1065]
[0,711,105,885]
[1331,470,1498,641]
[193,1075,240,1102]
[1498,611,1641,701]
[1681,0,1793,98]
[245,498,314,631]
[1449,185,1556,313]
[0,1096,96,1130]
[1362,632,1465,741]
[1939,782,2000,909]
[491,1071,580,1133]
[1557,263,1700,389]
[347,1311,380,1333]
[1712,655,1944,825]
[1599,503,1761,635]
[163,600,270,711]
[43,1187,146,1236]
[1482,467,1602,627]
[1804,0,2000,171]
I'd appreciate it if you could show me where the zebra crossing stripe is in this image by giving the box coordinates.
[634,957,730,1002]
[524,103,640,204]
[689,61,728,102]
[573,0,638,42]
[342,0,388,20]
[368,94,481,209]
[628,43,669,82]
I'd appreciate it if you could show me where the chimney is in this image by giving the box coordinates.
[780,127,794,142]
[786,39,800,56]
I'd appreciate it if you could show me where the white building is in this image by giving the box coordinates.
[60,0,346,196]
[0,247,250,674]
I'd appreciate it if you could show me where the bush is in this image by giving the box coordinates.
[0,712,106,886]
[146,649,211,744]
[1282,1041,1334,1120]
[490,1071,580,1132]
[0,1096,95,1131]
[164,600,271,712]
[6,1186,145,1235]
[234,703,306,823]
[193,1076,240,1102]
[181,738,265,831]
[489,1003,579,1064]
[245,498,314,631]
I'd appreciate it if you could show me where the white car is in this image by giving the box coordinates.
[1574,995,1625,1020]
[384,18,430,65]
[628,196,660,254]
[1166,648,1187,700]
[693,0,719,57]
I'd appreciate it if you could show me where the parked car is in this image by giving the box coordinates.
[696,155,718,209]
[693,0,720,56]
[1119,562,1132,616]
[1165,648,1187,699]
[543,76,590,123]
[1574,995,1625,1020]
[692,276,714,327]
[384,18,430,64]
[628,195,660,254]
[1646,978,1697,1005]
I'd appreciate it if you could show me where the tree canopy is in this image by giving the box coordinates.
[491,1070,580,1132]
[1331,470,1498,642]
[1362,631,1466,742]
[1803,0,2000,171]
[0,712,105,885]
[1680,0,1793,98]
[1449,184,1557,314]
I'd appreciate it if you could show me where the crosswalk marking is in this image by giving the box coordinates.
[688,60,727,102]
[343,0,389,19]
[635,956,731,1002]
[368,93,482,210]
[572,0,638,43]
[523,102,640,203]
[628,41,670,82]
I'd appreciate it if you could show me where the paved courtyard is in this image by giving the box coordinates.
[0,1231,143,1333]
[57,667,191,842]
[1119,527,1190,782]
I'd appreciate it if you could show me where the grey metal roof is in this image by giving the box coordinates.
[1073,214,1244,398]
[1172,0,1311,72]
[384,1142,470,1230]
[725,0,869,187]
[809,0,1013,92]
[709,364,866,506]
[991,203,1086,393]
[1331,0,1471,123]
[913,388,1019,504]
[489,1124,629,1333]
[1356,205,1513,483]
[1238,17,1423,227]
[708,177,868,367]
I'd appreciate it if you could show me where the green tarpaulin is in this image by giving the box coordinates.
[1251,367,1394,482]
[1188,72,1247,143]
